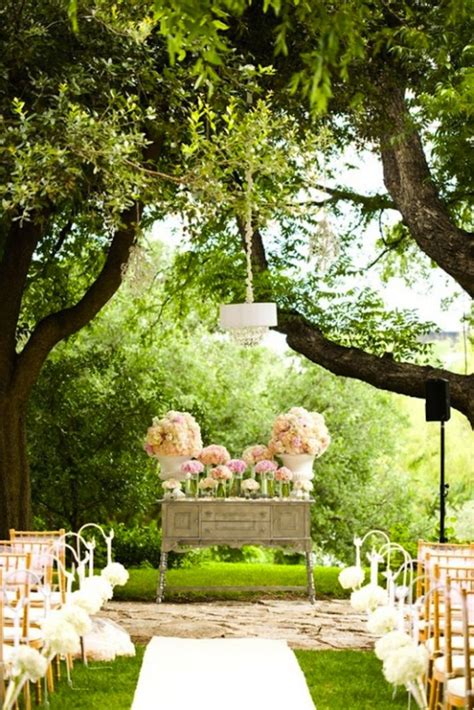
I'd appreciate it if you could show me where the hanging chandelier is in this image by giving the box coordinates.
[219,172,277,347]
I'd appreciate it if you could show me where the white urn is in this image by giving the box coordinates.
[156,455,190,481]
[279,453,315,481]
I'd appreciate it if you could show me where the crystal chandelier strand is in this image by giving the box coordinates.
[244,168,254,304]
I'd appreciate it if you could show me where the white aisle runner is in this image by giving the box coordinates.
[132,636,316,710]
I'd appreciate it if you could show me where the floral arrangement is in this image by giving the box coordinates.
[199,444,231,466]
[228,459,247,475]
[242,478,260,495]
[210,465,232,481]
[162,478,185,499]
[254,459,277,475]
[242,444,273,465]
[268,406,330,456]
[181,460,205,475]
[338,565,365,590]
[144,411,202,457]
[275,467,293,482]
[198,476,218,492]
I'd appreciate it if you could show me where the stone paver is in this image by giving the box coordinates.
[101,599,373,650]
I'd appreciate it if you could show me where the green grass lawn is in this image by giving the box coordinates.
[113,563,348,602]
[46,647,406,709]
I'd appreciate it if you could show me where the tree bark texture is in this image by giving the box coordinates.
[378,84,474,298]
[0,399,31,535]
[0,205,140,537]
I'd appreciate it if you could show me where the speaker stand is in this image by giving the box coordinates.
[439,421,449,543]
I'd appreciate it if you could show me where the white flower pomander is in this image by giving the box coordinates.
[9,645,48,682]
[374,630,414,661]
[383,644,429,686]
[41,613,81,655]
[59,604,92,636]
[338,566,365,590]
[101,562,129,587]
[82,575,113,602]
[367,605,398,635]
[350,584,388,612]
[69,588,103,615]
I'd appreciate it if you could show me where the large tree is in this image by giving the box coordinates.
[1,0,472,534]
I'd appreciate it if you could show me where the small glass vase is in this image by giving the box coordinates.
[216,480,227,498]
[191,473,200,498]
[184,474,193,498]
[278,481,291,499]
[230,473,242,498]
[259,472,268,498]
[267,472,275,498]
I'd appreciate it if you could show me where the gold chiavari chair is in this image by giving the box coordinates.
[426,564,474,710]
[416,541,474,600]
[445,587,474,709]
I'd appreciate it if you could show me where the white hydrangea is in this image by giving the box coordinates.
[101,562,129,587]
[374,630,414,661]
[82,575,113,602]
[59,604,92,636]
[9,645,48,682]
[338,566,365,590]
[367,606,398,635]
[350,584,388,612]
[69,588,103,615]
[383,644,429,686]
[41,613,81,655]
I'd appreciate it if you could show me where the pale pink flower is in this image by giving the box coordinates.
[199,445,231,466]
[210,465,232,481]
[268,407,330,456]
[242,444,273,465]
[228,459,247,475]
[275,467,293,482]
[254,459,278,475]
[242,479,260,493]
[181,460,205,475]
[143,411,202,456]
[198,476,218,490]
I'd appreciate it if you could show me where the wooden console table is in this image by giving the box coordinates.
[157,499,315,603]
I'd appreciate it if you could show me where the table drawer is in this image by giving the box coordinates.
[164,505,199,538]
[201,505,270,523]
[201,520,271,539]
[272,507,307,538]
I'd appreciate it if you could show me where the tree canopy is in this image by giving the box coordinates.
[0,0,472,533]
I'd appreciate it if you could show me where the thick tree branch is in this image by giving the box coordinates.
[0,219,43,389]
[11,204,140,401]
[378,82,474,297]
[304,184,395,212]
[278,313,474,426]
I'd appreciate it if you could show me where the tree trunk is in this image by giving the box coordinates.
[0,397,31,538]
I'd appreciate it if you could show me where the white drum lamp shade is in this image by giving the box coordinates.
[219,302,278,329]
[219,302,278,347]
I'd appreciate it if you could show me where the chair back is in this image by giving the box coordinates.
[460,587,474,710]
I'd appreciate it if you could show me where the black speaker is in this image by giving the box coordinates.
[425,378,451,422]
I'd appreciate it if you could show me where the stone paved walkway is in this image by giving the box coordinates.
[101,599,374,650]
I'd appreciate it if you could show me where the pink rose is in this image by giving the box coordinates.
[199,445,231,466]
[181,460,205,475]
[275,467,293,482]
[210,465,232,481]
[255,459,278,474]
[228,459,247,475]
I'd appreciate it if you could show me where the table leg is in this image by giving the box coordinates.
[156,550,168,603]
[305,551,316,604]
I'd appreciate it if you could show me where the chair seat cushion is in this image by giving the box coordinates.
[446,675,474,699]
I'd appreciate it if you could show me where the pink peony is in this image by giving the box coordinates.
[268,407,330,456]
[143,411,202,456]
[199,445,231,466]
[254,459,278,475]
[181,460,205,475]
[242,444,273,465]
[275,467,293,482]
[210,465,232,481]
[228,459,247,475]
